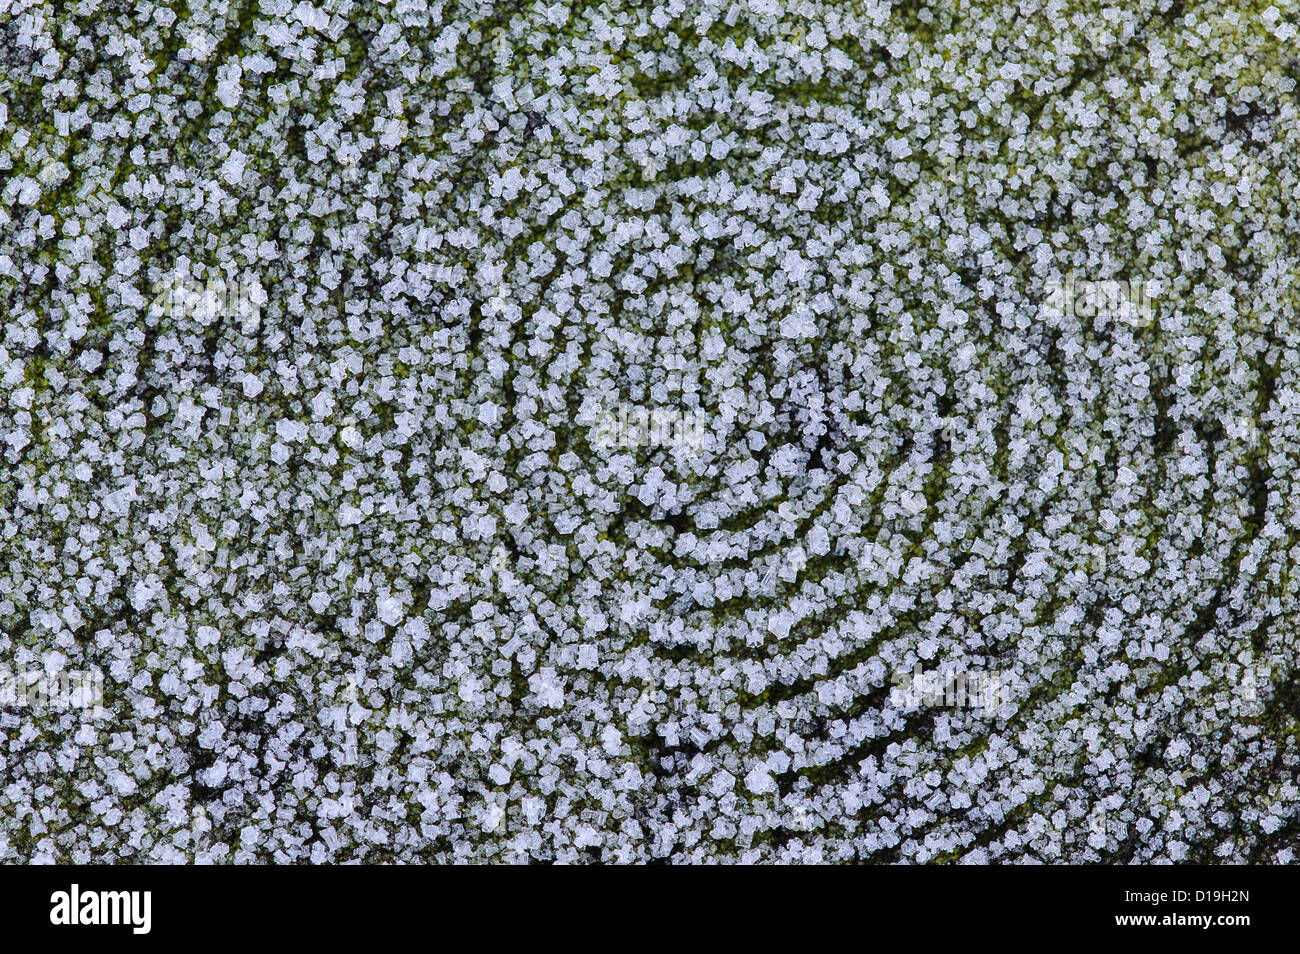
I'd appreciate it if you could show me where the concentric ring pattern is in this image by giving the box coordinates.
[3,0,1300,862]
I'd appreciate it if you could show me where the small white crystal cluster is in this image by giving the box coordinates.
[3,0,1300,864]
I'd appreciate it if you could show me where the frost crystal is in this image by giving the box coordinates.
[2,0,1299,866]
